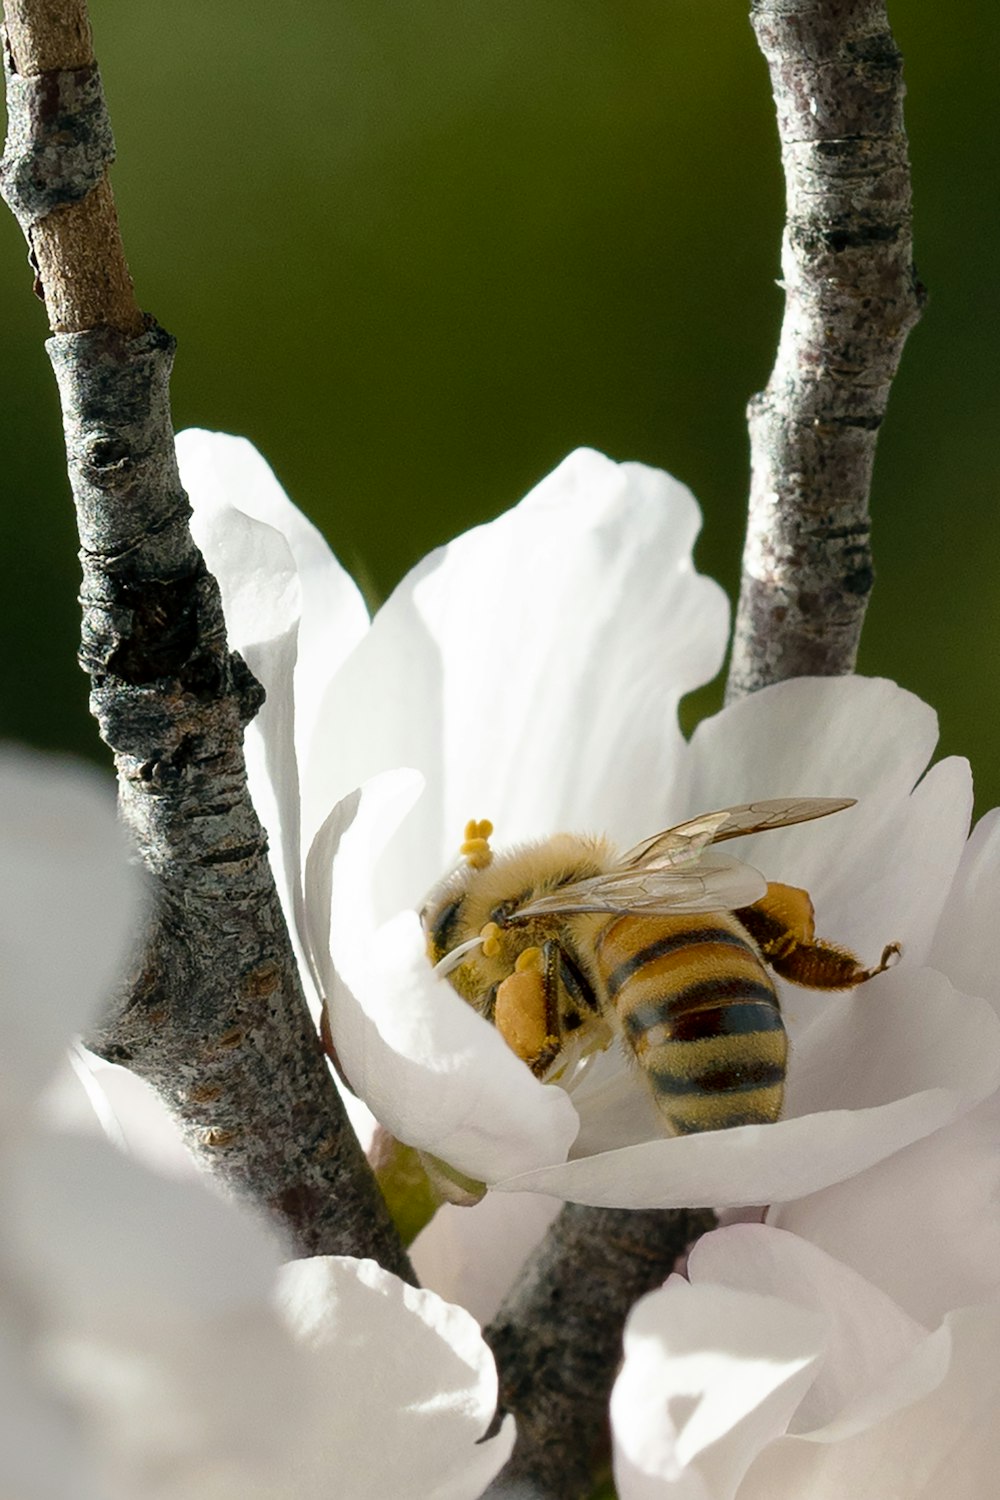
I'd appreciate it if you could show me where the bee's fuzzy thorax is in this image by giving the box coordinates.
[451,832,616,933]
[421,831,615,997]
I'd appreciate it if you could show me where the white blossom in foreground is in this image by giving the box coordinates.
[611,1223,1000,1500]
[179,430,1000,1227]
[0,748,513,1499]
[765,803,1000,1326]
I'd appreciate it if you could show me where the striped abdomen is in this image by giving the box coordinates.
[595,911,788,1133]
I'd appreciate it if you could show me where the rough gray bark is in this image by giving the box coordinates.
[483,1206,717,1500]
[726,0,924,701]
[483,5,924,1493]
[1,1,412,1278]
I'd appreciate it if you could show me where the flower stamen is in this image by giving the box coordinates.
[461,818,494,869]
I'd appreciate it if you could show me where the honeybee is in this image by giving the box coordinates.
[421,798,899,1135]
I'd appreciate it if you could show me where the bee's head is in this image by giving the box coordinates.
[419,818,495,967]
[421,820,610,985]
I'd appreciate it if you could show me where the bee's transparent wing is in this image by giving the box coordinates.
[507,797,853,922]
[509,852,768,921]
[618,796,856,871]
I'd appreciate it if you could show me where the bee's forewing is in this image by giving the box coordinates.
[511,854,768,920]
[696,796,856,844]
[618,810,733,870]
[508,797,852,922]
[620,796,855,870]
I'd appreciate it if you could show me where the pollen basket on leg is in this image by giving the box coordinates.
[494,966,554,1068]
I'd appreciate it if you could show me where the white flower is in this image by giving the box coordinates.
[610,809,1000,1498]
[611,1223,1000,1500]
[750,801,1000,1327]
[0,748,513,1498]
[179,431,1000,1231]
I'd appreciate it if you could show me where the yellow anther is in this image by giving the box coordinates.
[460,838,491,869]
[514,945,543,974]
[460,818,495,869]
[480,921,501,958]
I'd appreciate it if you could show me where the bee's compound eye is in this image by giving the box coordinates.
[489,898,519,928]
[424,896,464,962]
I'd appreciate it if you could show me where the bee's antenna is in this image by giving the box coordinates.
[433,934,486,976]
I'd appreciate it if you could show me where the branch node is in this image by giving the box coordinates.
[0,48,114,233]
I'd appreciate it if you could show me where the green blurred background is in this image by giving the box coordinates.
[2,2,997,808]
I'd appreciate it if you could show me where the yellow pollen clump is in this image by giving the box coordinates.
[515,946,543,973]
[480,921,501,957]
[461,818,494,869]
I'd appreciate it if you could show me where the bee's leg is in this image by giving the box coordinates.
[493,942,564,1077]
[736,882,900,990]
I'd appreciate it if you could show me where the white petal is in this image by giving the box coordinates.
[740,1304,1000,1500]
[5,1135,311,1497]
[928,805,1000,1009]
[176,429,369,756]
[180,435,301,651]
[411,1190,562,1324]
[781,964,994,1118]
[611,1273,823,1500]
[301,449,729,915]
[493,965,1000,1208]
[0,1324,103,1500]
[305,773,580,1183]
[684,678,963,962]
[276,1256,515,1500]
[180,430,366,1002]
[613,1225,992,1500]
[771,1098,1000,1327]
[687,677,938,819]
[0,750,143,1126]
[47,1308,306,1500]
[39,1050,199,1182]
[624,1225,995,1500]
[7,1134,286,1326]
[687,1226,929,1436]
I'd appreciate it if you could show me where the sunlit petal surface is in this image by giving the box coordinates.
[0,749,142,1131]
[613,1225,1000,1500]
[2,750,512,1500]
[277,1256,514,1498]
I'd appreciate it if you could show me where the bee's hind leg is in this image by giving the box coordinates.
[493,940,563,1076]
[737,882,901,991]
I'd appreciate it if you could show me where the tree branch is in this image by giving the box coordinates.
[481,4,924,1492]
[0,0,412,1278]
[726,0,924,701]
[483,1205,716,1499]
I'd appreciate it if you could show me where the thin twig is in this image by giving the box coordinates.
[726,0,924,701]
[481,3,924,1491]
[0,0,412,1277]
